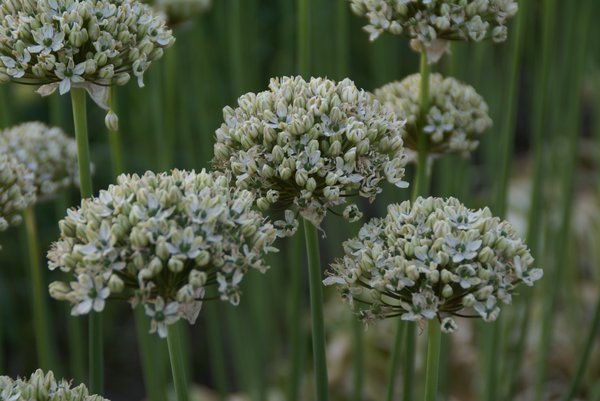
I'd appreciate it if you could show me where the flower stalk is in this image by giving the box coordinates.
[167,324,189,401]
[424,320,442,401]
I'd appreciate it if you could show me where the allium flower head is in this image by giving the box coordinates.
[148,0,212,26]
[213,76,408,235]
[0,369,109,401]
[48,169,278,337]
[350,0,518,61]
[0,0,175,108]
[0,122,79,200]
[375,73,492,156]
[324,197,542,332]
[0,155,35,234]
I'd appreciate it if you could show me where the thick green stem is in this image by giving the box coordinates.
[135,308,166,401]
[24,207,53,370]
[167,324,189,401]
[303,219,329,401]
[402,325,416,401]
[70,88,101,392]
[384,320,406,401]
[107,88,125,177]
[414,51,431,199]
[297,0,310,77]
[206,303,228,400]
[423,320,441,401]
[288,231,305,401]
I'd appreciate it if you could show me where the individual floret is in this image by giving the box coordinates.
[0,122,79,200]
[48,169,278,338]
[324,197,542,332]
[213,76,408,235]
[0,369,109,401]
[375,73,492,156]
[0,155,35,235]
[350,0,518,61]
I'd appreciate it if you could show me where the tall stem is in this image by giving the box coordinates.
[167,324,189,401]
[414,51,431,198]
[384,320,405,401]
[303,219,329,401]
[70,88,102,392]
[24,206,54,370]
[107,88,124,177]
[135,308,166,401]
[288,230,305,401]
[297,0,310,77]
[423,320,441,401]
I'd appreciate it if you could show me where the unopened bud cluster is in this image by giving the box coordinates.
[0,122,79,199]
[213,76,407,234]
[350,0,518,45]
[148,0,212,26]
[48,169,277,337]
[0,369,109,401]
[0,155,35,234]
[0,0,175,92]
[375,73,492,156]
[325,197,542,332]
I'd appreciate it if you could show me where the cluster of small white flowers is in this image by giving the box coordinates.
[0,155,35,235]
[48,169,278,338]
[0,0,175,97]
[0,122,79,200]
[148,0,212,25]
[213,76,408,234]
[0,369,109,401]
[375,73,492,156]
[350,0,518,49]
[324,197,542,332]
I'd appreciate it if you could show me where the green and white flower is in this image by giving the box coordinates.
[48,169,278,337]
[213,76,407,235]
[375,73,492,156]
[0,122,79,200]
[0,155,35,236]
[0,369,109,401]
[325,197,542,333]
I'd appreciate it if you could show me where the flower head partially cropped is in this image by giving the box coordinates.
[0,0,175,107]
[0,369,109,401]
[48,169,277,337]
[0,155,35,234]
[350,0,518,61]
[325,197,542,332]
[0,122,79,199]
[375,73,492,156]
[213,76,407,235]
[147,0,212,26]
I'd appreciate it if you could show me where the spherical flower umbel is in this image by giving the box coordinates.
[0,155,35,234]
[350,0,518,61]
[0,0,175,108]
[0,369,109,401]
[375,74,492,156]
[0,122,79,200]
[48,169,278,338]
[324,197,542,332]
[147,0,212,26]
[212,76,408,235]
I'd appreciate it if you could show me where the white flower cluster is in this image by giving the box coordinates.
[324,197,542,332]
[149,0,212,25]
[0,154,35,234]
[48,169,278,338]
[0,122,79,200]
[213,76,408,234]
[350,0,518,45]
[375,73,492,156]
[0,370,109,401]
[0,0,175,95]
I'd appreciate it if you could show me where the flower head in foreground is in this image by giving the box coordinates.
[48,169,277,337]
[213,76,408,235]
[0,0,175,108]
[0,369,109,401]
[350,0,518,62]
[375,74,492,157]
[0,122,79,200]
[149,0,212,26]
[325,197,542,332]
[0,155,35,234]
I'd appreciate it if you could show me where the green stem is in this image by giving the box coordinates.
[336,0,349,79]
[24,206,53,370]
[167,324,189,401]
[423,320,441,401]
[303,219,329,401]
[0,86,10,128]
[384,320,406,401]
[402,325,416,401]
[288,231,305,401]
[108,88,125,177]
[206,303,228,400]
[70,88,101,393]
[560,294,600,401]
[298,0,310,77]
[134,307,166,401]
[414,51,431,199]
